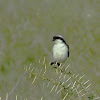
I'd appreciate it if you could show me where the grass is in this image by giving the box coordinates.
[0,0,100,99]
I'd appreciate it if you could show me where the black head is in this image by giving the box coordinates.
[52,35,65,43]
[52,35,69,49]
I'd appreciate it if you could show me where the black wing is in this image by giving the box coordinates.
[66,43,69,57]
[68,51,69,57]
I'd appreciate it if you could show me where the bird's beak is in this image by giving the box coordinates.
[52,38,55,41]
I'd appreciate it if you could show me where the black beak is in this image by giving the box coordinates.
[52,38,55,41]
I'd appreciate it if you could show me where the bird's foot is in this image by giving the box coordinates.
[50,62,58,68]
[57,63,60,66]
[50,62,55,66]
[50,62,61,68]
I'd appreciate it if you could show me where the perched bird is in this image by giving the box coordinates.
[50,35,69,66]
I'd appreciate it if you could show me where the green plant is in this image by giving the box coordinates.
[24,57,99,100]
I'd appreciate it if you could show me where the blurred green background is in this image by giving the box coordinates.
[0,0,100,99]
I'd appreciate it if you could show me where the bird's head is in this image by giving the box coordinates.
[52,35,66,44]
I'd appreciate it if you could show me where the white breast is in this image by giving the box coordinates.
[52,43,68,63]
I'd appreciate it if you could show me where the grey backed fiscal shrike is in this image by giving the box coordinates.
[50,35,69,66]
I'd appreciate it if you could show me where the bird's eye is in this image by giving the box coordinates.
[52,36,57,41]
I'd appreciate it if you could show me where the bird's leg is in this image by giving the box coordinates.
[54,62,61,68]
[50,62,56,66]
[50,62,61,68]
[57,63,60,66]
[50,62,58,68]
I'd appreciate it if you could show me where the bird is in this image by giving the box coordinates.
[50,35,69,67]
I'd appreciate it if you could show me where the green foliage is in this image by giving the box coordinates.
[24,57,99,100]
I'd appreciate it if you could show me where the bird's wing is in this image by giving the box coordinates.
[68,51,69,57]
[66,43,69,57]
[66,43,69,49]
